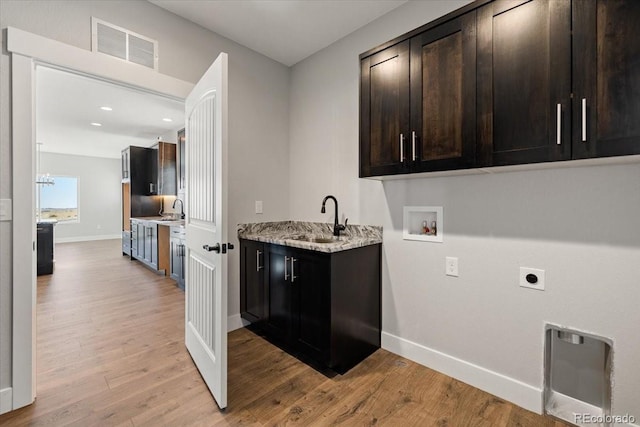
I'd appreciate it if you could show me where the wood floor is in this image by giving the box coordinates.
[0,239,569,426]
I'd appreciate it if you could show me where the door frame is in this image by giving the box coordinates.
[6,26,194,412]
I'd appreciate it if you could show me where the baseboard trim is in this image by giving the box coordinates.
[227,314,249,332]
[55,234,121,243]
[0,387,12,415]
[381,331,542,414]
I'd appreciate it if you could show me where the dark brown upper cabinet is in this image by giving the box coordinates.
[410,12,477,172]
[360,40,411,177]
[572,0,640,159]
[477,0,572,167]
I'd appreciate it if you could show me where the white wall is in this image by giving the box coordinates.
[289,0,640,418]
[0,0,290,392]
[39,152,120,242]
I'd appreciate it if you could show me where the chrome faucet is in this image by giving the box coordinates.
[172,198,185,219]
[321,195,347,236]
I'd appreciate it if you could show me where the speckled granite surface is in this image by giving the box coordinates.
[237,221,382,253]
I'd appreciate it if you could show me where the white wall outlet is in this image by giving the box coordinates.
[97,224,102,230]
[445,257,459,277]
[255,200,263,214]
[520,267,545,291]
[0,199,12,221]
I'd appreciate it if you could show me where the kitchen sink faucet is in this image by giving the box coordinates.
[321,195,347,236]
[173,198,185,219]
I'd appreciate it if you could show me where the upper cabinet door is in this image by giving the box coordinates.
[572,0,640,159]
[410,12,477,172]
[477,0,571,166]
[360,41,411,177]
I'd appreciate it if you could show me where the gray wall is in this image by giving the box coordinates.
[289,0,640,418]
[0,0,290,391]
[39,152,121,242]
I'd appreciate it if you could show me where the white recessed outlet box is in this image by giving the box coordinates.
[255,200,263,214]
[0,199,12,221]
[446,257,459,277]
[520,267,545,291]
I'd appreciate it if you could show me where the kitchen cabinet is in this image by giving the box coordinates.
[359,0,640,177]
[131,218,158,270]
[240,239,381,374]
[477,0,571,166]
[177,128,186,192]
[149,141,177,196]
[170,226,185,289]
[572,0,640,159]
[240,239,266,324]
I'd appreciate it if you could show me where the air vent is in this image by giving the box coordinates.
[91,18,158,70]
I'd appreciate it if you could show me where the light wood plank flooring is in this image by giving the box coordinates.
[0,239,568,426]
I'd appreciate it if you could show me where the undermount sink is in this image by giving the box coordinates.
[288,235,340,244]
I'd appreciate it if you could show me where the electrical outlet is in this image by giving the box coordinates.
[255,200,263,214]
[97,224,102,230]
[446,257,459,277]
[520,267,545,291]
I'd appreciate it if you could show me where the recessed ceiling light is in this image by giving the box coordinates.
[100,106,113,111]
[162,118,173,122]
[90,122,102,127]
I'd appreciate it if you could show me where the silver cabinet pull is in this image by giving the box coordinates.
[256,250,263,271]
[291,257,297,283]
[284,256,290,280]
[411,131,417,161]
[582,98,587,142]
[399,133,405,163]
[556,103,562,145]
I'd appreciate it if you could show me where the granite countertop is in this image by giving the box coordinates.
[131,216,185,227]
[237,221,382,253]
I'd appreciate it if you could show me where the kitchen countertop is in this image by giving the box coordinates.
[237,221,382,253]
[131,216,185,227]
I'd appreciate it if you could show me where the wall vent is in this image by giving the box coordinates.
[91,18,158,70]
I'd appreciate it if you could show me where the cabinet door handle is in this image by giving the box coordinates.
[556,103,562,145]
[399,133,405,163]
[284,256,290,280]
[411,131,417,161]
[581,98,587,142]
[291,257,297,283]
[256,250,263,271]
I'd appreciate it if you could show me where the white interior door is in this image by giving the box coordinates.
[184,52,229,410]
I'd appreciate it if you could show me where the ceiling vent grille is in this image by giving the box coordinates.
[91,18,158,70]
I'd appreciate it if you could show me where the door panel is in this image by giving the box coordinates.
[266,246,291,341]
[477,0,571,166]
[573,0,640,158]
[184,52,228,410]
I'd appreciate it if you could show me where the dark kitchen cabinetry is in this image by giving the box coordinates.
[359,0,640,177]
[149,141,177,196]
[240,239,381,374]
[240,239,266,324]
[177,128,186,192]
[476,0,571,166]
[572,0,640,159]
[170,226,185,289]
[37,222,54,276]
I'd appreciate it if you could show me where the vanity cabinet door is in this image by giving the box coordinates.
[265,245,293,342]
[291,250,331,363]
[476,0,571,166]
[572,0,640,159]
[240,239,266,323]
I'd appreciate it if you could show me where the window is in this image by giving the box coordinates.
[39,176,79,222]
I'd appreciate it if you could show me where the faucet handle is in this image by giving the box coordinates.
[344,218,348,226]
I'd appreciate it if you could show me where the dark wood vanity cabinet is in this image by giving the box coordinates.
[240,239,381,374]
[240,239,267,324]
[360,0,640,177]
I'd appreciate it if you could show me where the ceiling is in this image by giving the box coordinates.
[149,0,408,66]
[36,66,184,160]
